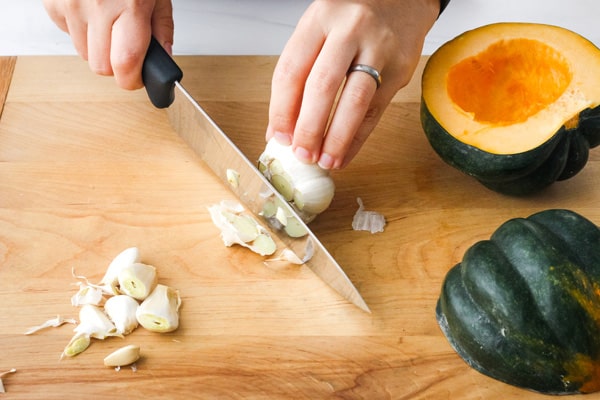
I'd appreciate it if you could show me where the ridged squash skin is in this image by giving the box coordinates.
[436,209,600,394]
[421,23,600,195]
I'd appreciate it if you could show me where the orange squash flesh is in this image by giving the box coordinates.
[422,23,600,155]
[447,38,571,126]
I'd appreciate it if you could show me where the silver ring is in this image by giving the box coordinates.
[348,64,382,88]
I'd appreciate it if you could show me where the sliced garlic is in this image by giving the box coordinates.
[136,284,181,333]
[226,169,240,189]
[104,344,141,367]
[104,295,139,335]
[117,262,158,301]
[266,249,304,265]
[208,201,277,256]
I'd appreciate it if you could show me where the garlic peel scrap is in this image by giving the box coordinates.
[352,197,386,233]
[0,368,16,393]
[71,283,105,306]
[25,315,77,335]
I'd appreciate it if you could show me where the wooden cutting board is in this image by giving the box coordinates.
[0,55,597,399]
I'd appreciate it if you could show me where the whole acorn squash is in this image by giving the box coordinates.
[436,209,600,394]
[421,23,600,195]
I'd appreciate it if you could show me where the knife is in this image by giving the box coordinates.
[142,37,370,313]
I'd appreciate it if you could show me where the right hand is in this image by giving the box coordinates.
[43,0,174,90]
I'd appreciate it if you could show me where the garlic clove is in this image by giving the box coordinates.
[250,233,277,256]
[104,295,139,335]
[136,284,181,333]
[208,201,277,256]
[117,262,158,301]
[99,247,141,295]
[103,344,141,367]
[74,304,121,340]
[62,333,91,358]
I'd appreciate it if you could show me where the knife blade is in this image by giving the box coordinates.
[142,37,370,313]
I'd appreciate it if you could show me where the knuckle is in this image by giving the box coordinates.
[306,69,339,96]
[345,83,373,109]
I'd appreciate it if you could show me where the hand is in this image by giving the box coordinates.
[43,0,174,90]
[266,0,440,169]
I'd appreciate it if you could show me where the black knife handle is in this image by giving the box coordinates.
[142,37,183,109]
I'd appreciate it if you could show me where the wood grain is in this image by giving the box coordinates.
[0,56,16,118]
[0,56,597,399]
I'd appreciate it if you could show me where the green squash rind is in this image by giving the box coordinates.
[436,209,600,394]
[420,101,600,196]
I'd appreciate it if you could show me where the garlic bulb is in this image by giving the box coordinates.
[258,139,335,220]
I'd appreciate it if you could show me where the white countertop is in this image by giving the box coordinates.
[2,0,599,56]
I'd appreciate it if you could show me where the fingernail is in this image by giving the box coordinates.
[273,131,292,146]
[294,146,314,163]
[318,153,335,170]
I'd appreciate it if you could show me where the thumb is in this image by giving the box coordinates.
[152,0,175,55]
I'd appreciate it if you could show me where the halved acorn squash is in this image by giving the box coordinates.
[421,23,600,195]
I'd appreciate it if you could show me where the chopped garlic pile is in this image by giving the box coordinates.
[25,247,182,362]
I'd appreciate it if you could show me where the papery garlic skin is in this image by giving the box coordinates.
[118,262,158,301]
[71,283,105,307]
[136,284,181,333]
[24,315,77,335]
[352,197,386,233]
[258,139,335,220]
[104,295,139,335]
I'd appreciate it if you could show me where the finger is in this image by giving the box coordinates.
[62,1,90,60]
[87,10,114,76]
[317,66,380,169]
[339,89,396,169]
[266,5,325,147]
[42,0,68,33]
[110,9,153,90]
[151,0,175,54]
[290,34,357,163]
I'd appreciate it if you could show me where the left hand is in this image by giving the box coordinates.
[265,0,440,169]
